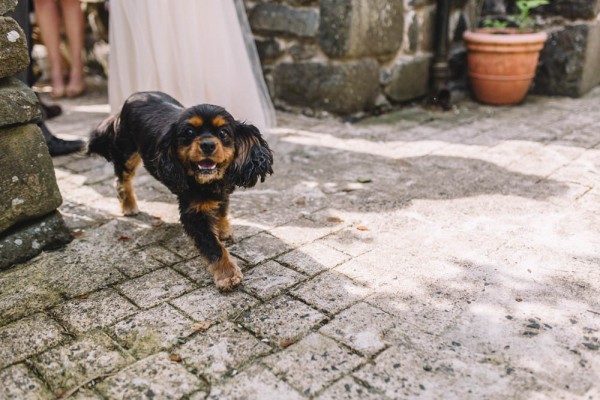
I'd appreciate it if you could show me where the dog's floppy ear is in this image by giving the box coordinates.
[156,124,189,194]
[230,122,273,188]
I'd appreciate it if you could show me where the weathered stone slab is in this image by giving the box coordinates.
[273,60,380,114]
[277,242,350,275]
[179,321,271,383]
[384,55,432,102]
[263,333,364,395]
[96,352,205,399]
[319,302,395,356]
[0,17,28,79]
[0,364,53,400]
[207,364,303,400]
[53,288,138,334]
[110,303,195,357]
[0,211,71,270]
[33,332,134,395]
[0,78,40,127]
[291,271,371,313]
[316,376,386,400]
[0,313,67,369]
[320,0,404,58]
[0,264,62,324]
[242,260,305,300]
[240,295,327,343]
[116,268,195,309]
[534,23,600,98]
[0,123,62,234]
[170,287,258,322]
[228,232,292,265]
[0,0,18,15]
[249,3,319,38]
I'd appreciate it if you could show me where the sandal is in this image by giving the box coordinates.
[50,86,66,99]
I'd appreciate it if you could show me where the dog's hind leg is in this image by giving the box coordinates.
[114,152,141,216]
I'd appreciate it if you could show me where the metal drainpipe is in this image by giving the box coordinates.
[429,0,452,109]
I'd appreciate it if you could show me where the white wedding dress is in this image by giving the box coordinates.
[108,0,276,130]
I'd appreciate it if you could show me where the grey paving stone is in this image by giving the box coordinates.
[352,345,426,399]
[115,248,170,278]
[0,269,62,325]
[315,376,387,400]
[179,321,271,383]
[0,364,53,400]
[143,245,183,266]
[242,260,305,300]
[171,287,258,322]
[207,364,303,400]
[171,257,213,286]
[319,302,395,356]
[228,232,293,265]
[44,255,126,299]
[291,271,371,314]
[270,217,342,246]
[96,352,205,399]
[240,295,327,344]
[32,332,133,395]
[263,333,363,395]
[116,268,195,309]
[319,228,375,257]
[110,303,195,358]
[53,288,138,334]
[0,313,67,369]
[160,231,200,259]
[276,242,350,275]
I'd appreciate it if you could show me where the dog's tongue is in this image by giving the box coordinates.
[199,160,217,170]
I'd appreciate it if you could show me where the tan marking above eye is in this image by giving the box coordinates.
[212,116,227,127]
[188,116,203,127]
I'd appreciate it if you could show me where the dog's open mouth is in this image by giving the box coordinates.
[193,159,218,175]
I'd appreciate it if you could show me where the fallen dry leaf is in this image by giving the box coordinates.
[327,216,344,223]
[71,229,83,238]
[295,198,306,206]
[118,235,131,242]
[192,321,212,332]
[356,226,369,231]
[279,338,297,348]
[169,354,182,362]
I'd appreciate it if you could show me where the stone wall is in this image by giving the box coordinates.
[0,0,71,269]
[243,0,465,116]
[533,0,600,97]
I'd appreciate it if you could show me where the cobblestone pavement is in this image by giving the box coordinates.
[1,81,600,399]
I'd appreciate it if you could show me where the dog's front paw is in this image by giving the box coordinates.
[213,260,243,292]
[122,204,140,216]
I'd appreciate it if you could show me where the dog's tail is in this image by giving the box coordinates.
[87,114,119,161]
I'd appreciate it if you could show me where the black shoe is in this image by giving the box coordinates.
[36,94,63,120]
[46,135,85,157]
[42,102,62,120]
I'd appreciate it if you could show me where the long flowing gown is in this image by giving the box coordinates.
[108,0,276,131]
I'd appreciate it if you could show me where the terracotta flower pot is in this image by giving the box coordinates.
[463,29,548,105]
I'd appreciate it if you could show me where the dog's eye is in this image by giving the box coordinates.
[219,128,229,139]
[184,128,195,137]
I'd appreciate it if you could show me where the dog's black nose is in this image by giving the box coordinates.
[200,141,216,154]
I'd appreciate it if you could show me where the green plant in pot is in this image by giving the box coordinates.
[463,0,549,105]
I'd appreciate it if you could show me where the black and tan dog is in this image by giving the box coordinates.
[88,91,273,291]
